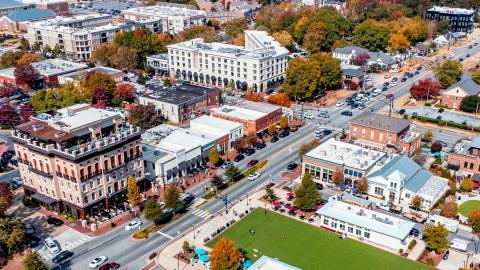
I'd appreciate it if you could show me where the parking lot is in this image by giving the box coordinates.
[401,107,480,127]
[69,0,143,14]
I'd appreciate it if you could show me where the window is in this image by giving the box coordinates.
[374,187,383,196]
[339,224,345,230]
[91,192,95,200]
[331,222,337,228]
[364,231,370,238]
[356,229,361,236]
[82,183,86,192]
[323,219,329,225]
[348,227,353,233]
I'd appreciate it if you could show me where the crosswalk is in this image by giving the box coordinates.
[191,208,212,220]
[63,236,93,249]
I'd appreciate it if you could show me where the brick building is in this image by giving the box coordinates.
[0,8,55,32]
[210,100,283,135]
[440,76,480,110]
[12,104,144,219]
[348,112,421,156]
[448,135,480,176]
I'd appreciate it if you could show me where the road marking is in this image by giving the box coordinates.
[157,231,174,239]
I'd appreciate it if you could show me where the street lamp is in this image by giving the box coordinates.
[192,224,196,239]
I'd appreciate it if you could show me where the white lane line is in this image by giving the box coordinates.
[157,231,174,239]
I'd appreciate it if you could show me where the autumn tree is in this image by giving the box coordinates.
[439,201,458,218]
[424,130,433,142]
[435,60,462,88]
[176,26,222,43]
[303,21,326,54]
[472,69,480,85]
[224,18,246,39]
[409,78,442,100]
[82,71,117,99]
[92,43,114,66]
[272,31,293,49]
[210,175,225,189]
[232,33,245,46]
[356,178,368,194]
[164,184,183,211]
[351,52,370,66]
[279,116,288,129]
[461,95,480,113]
[352,20,390,52]
[91,87,111,108]
[127,104,161,129]
[208,147,221,166]
[209,237,244,270]
[14,63,39,88]
[469,210,480,234]
[127,176,141,207]
[144,198,163,221]
[0,83,16,98]
[233,137,247,153]
[298,139,320,162]
[23,250,48,270]
[267,93,291,107]
[410,195,422,210]
[294,173,320,211]
[111,46,137,71]
[245,92,263,102]
[388,33,410,52]
[423,224,449,253]
[332,168,344,185]
[460,178,474,192]
[17,53,43,65]
[115,83,135,101]
[267,125,276,136]
[0,102,21,127]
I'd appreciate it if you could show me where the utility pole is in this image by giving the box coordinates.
[218,192,229,214]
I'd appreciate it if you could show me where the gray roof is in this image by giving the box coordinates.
[470,135,480,149]
[334,46,369,55]
[6,8,55,22]
[368,51,396,65]
[368,156,421,181]
[341,67,364,77]
[404,169,432,193]
[448,75,480,96]
[0,0,27,9]
[350,112,410,133]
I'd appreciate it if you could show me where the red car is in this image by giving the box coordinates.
[247,159,258,167]
[99,263,120,270]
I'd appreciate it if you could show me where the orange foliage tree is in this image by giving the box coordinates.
[267,93,291,107]
[209,237,244,270]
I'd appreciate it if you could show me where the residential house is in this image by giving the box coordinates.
[440,76,480,110]
[340,64,364,90]
[448,135,480,176]
[333,46,397,70]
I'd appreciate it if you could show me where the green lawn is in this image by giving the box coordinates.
[208,209,431,270]
[459,200,480,217]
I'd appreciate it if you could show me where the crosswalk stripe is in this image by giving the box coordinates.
[157,231,174,239]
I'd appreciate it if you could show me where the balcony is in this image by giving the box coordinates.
[102,153,142,174]
[29,167,53,179]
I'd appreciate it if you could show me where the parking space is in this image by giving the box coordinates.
[69,0,144,14]
[402,107,480,127]
[437,249,468,270]
[36,228,93,262]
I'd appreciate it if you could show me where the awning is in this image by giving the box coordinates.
[31,192,57,205]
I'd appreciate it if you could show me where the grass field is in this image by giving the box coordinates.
[459,200,480,217]
[208,209,432,270]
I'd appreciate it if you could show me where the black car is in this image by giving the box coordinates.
[410,228,419,237]
[383,82,389,86]
[244,148,255,156]
[315,183,324,190]
[351,103,359,109]
[270,136,279,143]
[392,77,398,82]
[438,108,444,113]
[323,129,332,135]
[459,57,464,62]
[417,67,422,71]
[436,115,442,120]
[287,162,297,170]
[398,109,405,115]
[415,71,420,75]
[400,77,407,82]
[467,53,471,57]
[381,87,388,92]
[233,154,245,162]
[255,143,266,150]
[26,235,41,248]
[443,250,449,260]
[52,250,74,264]
[341,110,353,116]
[408,73,414,78]
[279,130,290,138]
[47,217,64,226]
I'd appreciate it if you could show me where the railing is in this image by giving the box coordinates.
[29,167,53,179]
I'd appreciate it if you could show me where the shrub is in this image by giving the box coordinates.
[426,258,434,266]
[133,230,148,239]
[430,143,442,153]
[399,248,404,254]
[408,239,417,250]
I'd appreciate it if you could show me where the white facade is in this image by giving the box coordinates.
[167,30,289,92]
[189,115,243,151]
[121,6,207,34]
[146,53,169,76]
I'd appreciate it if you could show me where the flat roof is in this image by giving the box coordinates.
[52,105,122,132]
[140,84,217,105]
[1,59,89,78]
[122,5,206,17]
[60,66,122,80]
[427,5,475,15]
[189,115,242,136]
[212,105,266,121]
[317,200,415,240]
[350,112,410,133]
[249,256,302,270]
[305,138,386,171]
[415,175,449,199]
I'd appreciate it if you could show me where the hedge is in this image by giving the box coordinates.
[412,115,480,132]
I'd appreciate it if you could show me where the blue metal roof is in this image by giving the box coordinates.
[6,8,55,22]
[470,135,480,149]
[403,170,432,193]
[0,0,27,9]
[368,156,419,180]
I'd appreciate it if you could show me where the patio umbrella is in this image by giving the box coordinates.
[273,201,280,207]
[195,248,207,255]
[287,192,294,197]
[288,205,295,211]
[199,255,209,262]
[242,260,253,268]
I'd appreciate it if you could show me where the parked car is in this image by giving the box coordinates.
[384,74,391,79]
[278,130,290,138]
[124,220,142,231]
[233,154,244,162]
[391,81,398,87]
[442,250,449,260]
[247,159,259,167]
[24,224,34,234]
[383,82,389,86]
[270,136,279,143]
[315,183,324,190]
[341,110,353,116]
[255,143,266,150]
[247,172,260,181]
[99,263,120,270]
[26,235,41,248]
[323,129,332,135]
[52,250,74,264]
[400,77,407,82]
[221,161,233,169]
[382,87,388,92]
[438,108,444,113]
[287,162,297,170]
[336,101,344,107]
[44,238,60,254]
[398,109,405,115]
[47,217,64,226]
[410,228,420,237]
[376,202,390,211]
[89,256,108,268]
[392,77,398,82]
[244,148,255,156]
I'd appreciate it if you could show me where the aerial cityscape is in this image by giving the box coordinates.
[0,0,480,270]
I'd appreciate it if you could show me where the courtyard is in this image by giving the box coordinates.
[459,200,480,217]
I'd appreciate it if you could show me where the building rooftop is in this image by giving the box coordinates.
[140,84,217,106]
[212,105,267,121]
[147,53,168,60]
[447,75,480,96]
[452,135,480,155]
[341,64,364,77]
[59,66,122,81]
[0,0,28,9]
[317,200,415,240]
[350,112,411,133]
[5,8,55,22]
[122,5,206,17]
[414,175,449,199]
[249,256,302,270]
[0,59,88,79]
[427,5,475,15]
[305,138,386,171]
[189,115,242,137]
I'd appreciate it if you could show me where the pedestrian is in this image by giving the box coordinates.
[283,235,285,239]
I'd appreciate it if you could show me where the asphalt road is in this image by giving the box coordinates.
[63,38,480,269]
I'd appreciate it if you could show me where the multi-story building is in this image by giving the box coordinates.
[448,135,480,176]
[440,76,480,110]
[26,14,132,60]
[348,112,422,156]
[12,104,144,219]
[190,115,243,152]
[0,8,55,33]
[167,30,289,92]
[0,0,34,17]
[425,6,475,33]
[21,0,69,16]
[211,100,283,135]
[121,6,206,35]
[138,84,221,123]
[146,53,169,76]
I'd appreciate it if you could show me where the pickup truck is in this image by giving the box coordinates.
[403,211,425,223]
[389,204,402,214]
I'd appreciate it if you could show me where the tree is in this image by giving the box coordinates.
[127,176,141,207]
[137,73,146,85]
[410,195,422,210]
[409,78,442,100]
[461,95,480,113]
[92,87,111,108]
[224,18,246,39]
[388,33,410,52]
[461,178,474,192]
[0,102,21,126]
[232,33,245,46]
[19,38,30,52]
[176,26,222,43]
[225,165,241,182]
[17,53,43,65]
[0,182,12,205]
[211,175,225,189]
[279,117,288,129]
[298,139,320,162]
[294,173,320,211]
[423,224,449,253]
[208,148,221,166]
[356,178,368,194]
[439,201,457,218]
[23,250,48,270]
[115,83,135,101]
[0,197,9,217]
[272,31,293,48]
[351,52,370,66]
[209,237,243,270]
[303,21,326,54]
[472,69,480,85]
[0,51,24,68]
[245,92,263,102]
[267,93,291,107]
[352,20,390,52]
[165,184,183,211]
[435,60,463,88]
[245,133,257,147]
[0,83,16,98]
[92,43,114,66]
[128,104,161,129]
[143,198,164,221]
[233,137,247,153]
[265,186,277,202]
[332,169,344,185]
[469,210,480,234]
[267,125,276,136]
[14,63,39,88]
[182,241,190,254]
[437,19,450,35]
[424,131,433,142]
[19,102,34,123]
[82,71,117,99]
[111,46,137,71]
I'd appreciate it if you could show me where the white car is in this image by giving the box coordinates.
[376,202,390,211]
[247,172,261,181]
[124,220,142,231]
[336,101,344,107]
[391,81,398,87]
[89,256,108,268]
[44,238,60,254]
[302,113,314,120]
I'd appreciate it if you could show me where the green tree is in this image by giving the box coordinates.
[224,18,246,39]
[182,241,190,254]
[460,178,474,192]
[294,173,320,211]
[265,186,277,202]
[410,195,422,210]
[0,51,24,68]
[225,165,241,182]
[137,73,146,85]
[209,148,221,166]
[424,130,433,142]
[165,184,183,211]
[128,104,161,129]
[423,224,449,253]
[127,176,141,207]
[352,19,390,52]
[437,19,450,35]
[434,60,462,88]
[19,38,30,52]
[143,198,164,221]
[23,250,48,270]
[461,95,480,113]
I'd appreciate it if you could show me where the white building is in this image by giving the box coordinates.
[26,14,132,60]
[317,200,415,251]
[121,6,207,34]
[146,53,169,76]
[249,256,302,270]
[189,115,243,152]
[167,30,289,92]
[367,155,449,209]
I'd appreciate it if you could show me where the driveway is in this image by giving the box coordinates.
[437,249,468,270]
